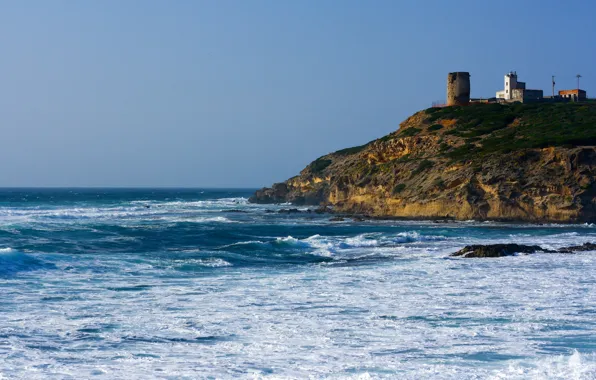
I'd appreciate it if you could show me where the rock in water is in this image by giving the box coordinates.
[315,206,332,214]
[557,242,596,253]
[451,244,545,258]
[249,183,289,204]
[278,208,302,214]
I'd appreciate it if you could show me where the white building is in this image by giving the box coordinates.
[496,71,526,100]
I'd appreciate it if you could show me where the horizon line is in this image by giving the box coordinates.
[0,186,260,190]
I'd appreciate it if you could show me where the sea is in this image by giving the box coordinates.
[1,188,596,379]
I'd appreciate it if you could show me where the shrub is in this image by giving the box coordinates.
[411,159,434,177]
[428,124,444,132]
[446,144,476,160]
[399,127,421,137]
[425,107,441,114]
[334,144,367,156]
[439,142,450,152]
[397,153,411,162]
[393,184,406,194]
[378,133,397,143]
[309,158,332,173]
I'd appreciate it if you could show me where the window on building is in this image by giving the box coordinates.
[506,82,508,86]
[506,90,508,93]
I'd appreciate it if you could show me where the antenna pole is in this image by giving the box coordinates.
[577,74,582,90]
[552,75,555,97]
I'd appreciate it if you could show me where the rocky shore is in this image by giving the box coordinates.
[451,242,596,258]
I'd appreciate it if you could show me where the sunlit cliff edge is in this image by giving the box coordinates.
[250,102,596,222]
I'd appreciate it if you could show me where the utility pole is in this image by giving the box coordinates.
[577,74,582,90]
[552,75,555,97]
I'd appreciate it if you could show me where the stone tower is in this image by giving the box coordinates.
[446,72,471,106]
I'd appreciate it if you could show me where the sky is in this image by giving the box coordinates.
[0,0,594,187]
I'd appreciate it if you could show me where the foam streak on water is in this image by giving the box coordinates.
[1,189,596,379]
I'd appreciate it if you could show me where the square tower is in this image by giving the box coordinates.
[504,72,517,100]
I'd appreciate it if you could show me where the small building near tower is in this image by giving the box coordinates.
[511,88,544,102]
[558,89,587,102]
[496,71,543,103]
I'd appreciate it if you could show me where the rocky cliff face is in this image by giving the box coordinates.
[250,103,596,222]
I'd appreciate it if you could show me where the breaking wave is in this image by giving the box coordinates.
[219,231,446,259]
[0,248,53,276]
[489,350,596,380]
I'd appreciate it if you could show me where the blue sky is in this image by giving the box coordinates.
[0,0,594,187]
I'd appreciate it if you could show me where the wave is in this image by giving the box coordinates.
[132,197,250,209]
[489,350,596,379]
[0,248,54,276]
[165,216,234,224]
[175,258,233,269]
[222,231,445,259]
[274,235,316,248]
[0,206,159,223]
[0,205,238,225]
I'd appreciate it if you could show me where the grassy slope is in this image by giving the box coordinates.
[419,102,596,159]
[307,102,596,175]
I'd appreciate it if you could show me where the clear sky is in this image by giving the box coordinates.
[0,0,594,187]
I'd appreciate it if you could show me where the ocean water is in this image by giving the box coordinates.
[1,189,596,379]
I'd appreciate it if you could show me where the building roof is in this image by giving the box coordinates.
[559,89,586,95]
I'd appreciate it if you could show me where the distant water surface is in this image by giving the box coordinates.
[1,188,596,379]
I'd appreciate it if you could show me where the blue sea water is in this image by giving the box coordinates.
[1,188,596,379]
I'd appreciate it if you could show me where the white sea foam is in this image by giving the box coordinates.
[218,240,268,249]
[265,232,445,258]
[0,203,241,226]
[178,258,232,268]
[146,197,250,210]
[5,246,596,379]
[343,235,380,247]
[489,350,596,379]
[275,235,315,249]
[165,216,234,224]
[197,258,232,267]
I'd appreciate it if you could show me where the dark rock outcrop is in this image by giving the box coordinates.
[452,242,596,258]
[451,244,546,258]
[278,208,302,214]
[249,183,289,204]
[557,242,596,253]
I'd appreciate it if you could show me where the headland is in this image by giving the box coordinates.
[250,101,596,223]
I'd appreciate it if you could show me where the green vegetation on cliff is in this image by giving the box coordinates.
[329,102,596,162]
[423,102,596,159]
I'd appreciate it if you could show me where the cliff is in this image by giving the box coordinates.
[250,102,596,222]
